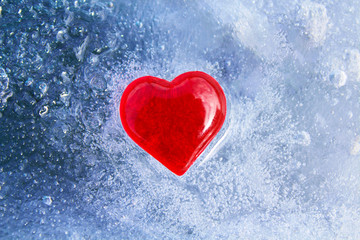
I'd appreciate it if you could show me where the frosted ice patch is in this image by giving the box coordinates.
[65,9,74,26]
[74,36,90,62]
[297,1,329,46]
[345,49,360,82]
[315,113,327,129]
[208,1,288,62]
[0,68,12,110]
[350,136,360,155]
[294,131,311,146]
[0,67,9,93]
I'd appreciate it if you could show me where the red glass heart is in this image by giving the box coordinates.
[120,71,226,176]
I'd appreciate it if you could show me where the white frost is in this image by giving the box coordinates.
[297,1,329,46]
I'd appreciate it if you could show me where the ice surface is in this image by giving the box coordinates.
[0,0,360,239]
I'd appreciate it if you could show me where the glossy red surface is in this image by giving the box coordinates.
[120,71,226,176]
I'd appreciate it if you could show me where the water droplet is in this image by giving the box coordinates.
[60,89,70,98]
[38,82,48,95]
[25,78,34,86]
[45,43,51,54]
[39,105,49,117]
[61,72,70,82]
[42,196,52,206]
[0,90,13,110]
[90,54,99,64]
[136,21,143,28]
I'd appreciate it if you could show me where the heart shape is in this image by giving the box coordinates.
[120,71,226,176]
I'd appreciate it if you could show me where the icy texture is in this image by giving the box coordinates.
[0,0,359,239]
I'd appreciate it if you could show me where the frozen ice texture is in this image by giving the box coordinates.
[297,1,329,46]
[0,0,359,239]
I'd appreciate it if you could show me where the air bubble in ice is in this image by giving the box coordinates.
[329,70,347,88]
[90,74,107,91]
[294,131,311,146]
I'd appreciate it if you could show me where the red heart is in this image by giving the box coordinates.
[120,71,226,176]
